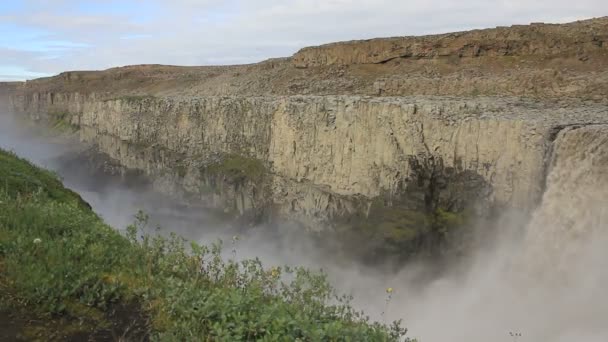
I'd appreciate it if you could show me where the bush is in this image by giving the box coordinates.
[0,148,411,341]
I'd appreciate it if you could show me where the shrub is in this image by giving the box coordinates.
[0,148,412,341]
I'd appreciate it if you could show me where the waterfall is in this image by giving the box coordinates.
[524,125,608,276]
[509,125,608,341]
[402,125,608,342]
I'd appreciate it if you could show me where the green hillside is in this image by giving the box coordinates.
[0,148,410,341]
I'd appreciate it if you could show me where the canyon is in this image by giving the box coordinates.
[3,17,608,256]
[2,15,608,341]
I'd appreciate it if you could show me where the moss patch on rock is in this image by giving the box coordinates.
[204,154,266,182]
[48,111,79,132]
[338,198,473,262]
[336,155,490,263]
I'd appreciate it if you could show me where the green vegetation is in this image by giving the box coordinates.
[205,154,267,182]
[48,111,78,132]
[0,150,86,208]
[339,196,472,261]
[0,148,409,341]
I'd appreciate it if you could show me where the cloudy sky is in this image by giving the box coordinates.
[0,0,606,81]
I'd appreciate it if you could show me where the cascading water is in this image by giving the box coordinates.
[515,125,608,341]
[524,125,608,275]
[397,125,608,342]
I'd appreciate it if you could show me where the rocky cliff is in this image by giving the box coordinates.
[0,82,21,112]
[6,17,608,254]
[292,18,608,66]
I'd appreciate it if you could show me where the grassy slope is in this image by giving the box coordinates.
[0,148,410,341]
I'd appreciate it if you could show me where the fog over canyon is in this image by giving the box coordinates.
[2,16,608,341]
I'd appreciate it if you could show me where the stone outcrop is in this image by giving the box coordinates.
[292,18,608,67]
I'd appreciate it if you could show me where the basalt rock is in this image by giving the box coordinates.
[6,18,608,239]
[292,18,608,67]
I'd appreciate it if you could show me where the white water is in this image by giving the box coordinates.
[392,125,608,341]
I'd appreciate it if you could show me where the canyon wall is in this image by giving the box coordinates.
[5,18,608,254]
[10,91,607,230]
[0,83,21,112]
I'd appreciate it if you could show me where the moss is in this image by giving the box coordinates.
[364,204,431,244]
[386,225,419,242]
[338,193,473,261]
[434,208,467,234]
[48,111,78,132]
[204,154,266,182]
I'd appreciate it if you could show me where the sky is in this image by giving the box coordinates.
[0,0,606,81]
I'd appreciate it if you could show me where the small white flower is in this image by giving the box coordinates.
[33,238,42,244]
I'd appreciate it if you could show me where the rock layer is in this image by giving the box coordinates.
[9,91,608,230]
[292,18,608,67]
[11,18,608,101]
[5,17,608,234]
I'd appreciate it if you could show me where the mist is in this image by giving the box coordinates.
[1,109,607,342]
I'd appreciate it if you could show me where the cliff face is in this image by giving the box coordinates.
[10,91,608,229]
[292,19,608,67]
[7,18,608,238]
[0,82,22,112]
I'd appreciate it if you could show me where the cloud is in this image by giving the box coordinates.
[0,0,607,80]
